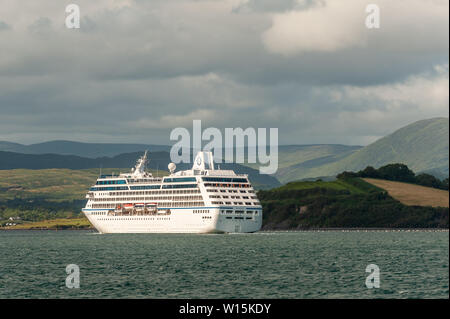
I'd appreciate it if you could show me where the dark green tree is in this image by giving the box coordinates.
[357,166,380,178]
[336,171,358,179]
[442,178,449,191]
[415,173,443,189]
[377,163,416,182]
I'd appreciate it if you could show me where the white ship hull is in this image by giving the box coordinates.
[82,151,263,234]
[83,207,262,234]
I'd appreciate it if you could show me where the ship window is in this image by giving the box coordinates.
[163,177,197,183]
[162,184,197,189]
[130,185,161,190]
[96,180,127,185]
[202,177,248,183]
[89,186,129,191]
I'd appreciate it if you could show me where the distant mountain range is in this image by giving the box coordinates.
[0,117,448,183]
[0,141,171,158]
[273,118,448,182]
[0,151,281,190]
[251,144,363,182]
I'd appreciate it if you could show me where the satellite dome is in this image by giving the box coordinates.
[168,162,176,173]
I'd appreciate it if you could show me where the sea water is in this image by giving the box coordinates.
[0,230,448,298]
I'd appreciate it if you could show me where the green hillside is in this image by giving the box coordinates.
[244,144,361,170]
[276,178,378,194]
[0,168,167,201]
[0,168,167,227]
[275,118,449,182]
[259,177,449,229]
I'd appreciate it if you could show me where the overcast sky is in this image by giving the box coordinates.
[0,0,448,146]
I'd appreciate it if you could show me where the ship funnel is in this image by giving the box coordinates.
[192,151,215,170]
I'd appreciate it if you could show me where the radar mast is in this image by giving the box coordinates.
[132,150,148,177]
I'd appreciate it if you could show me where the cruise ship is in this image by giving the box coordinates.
[82,151,263,233]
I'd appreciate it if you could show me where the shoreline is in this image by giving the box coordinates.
[0,217,92,231]
[1,227,448,232]
[259,228,449,232]
[1,217,448,232]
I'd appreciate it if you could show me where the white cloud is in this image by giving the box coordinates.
[262,0,449,55]
[262,1,366,55]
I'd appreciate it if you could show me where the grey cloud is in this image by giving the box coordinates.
[0,21,10,31]
[0,0,448,145]
[27,17,53,33]
[1,3,446,86]
[79,16,98,33]
[232,0,321,13]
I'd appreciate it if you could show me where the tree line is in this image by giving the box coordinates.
[337,163,449,190]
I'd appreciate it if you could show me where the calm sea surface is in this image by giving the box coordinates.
[0,230,448,298]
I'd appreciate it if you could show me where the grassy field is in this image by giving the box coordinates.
[3,217,92,230]
[0,168,168,201]
[363,178,449,208]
